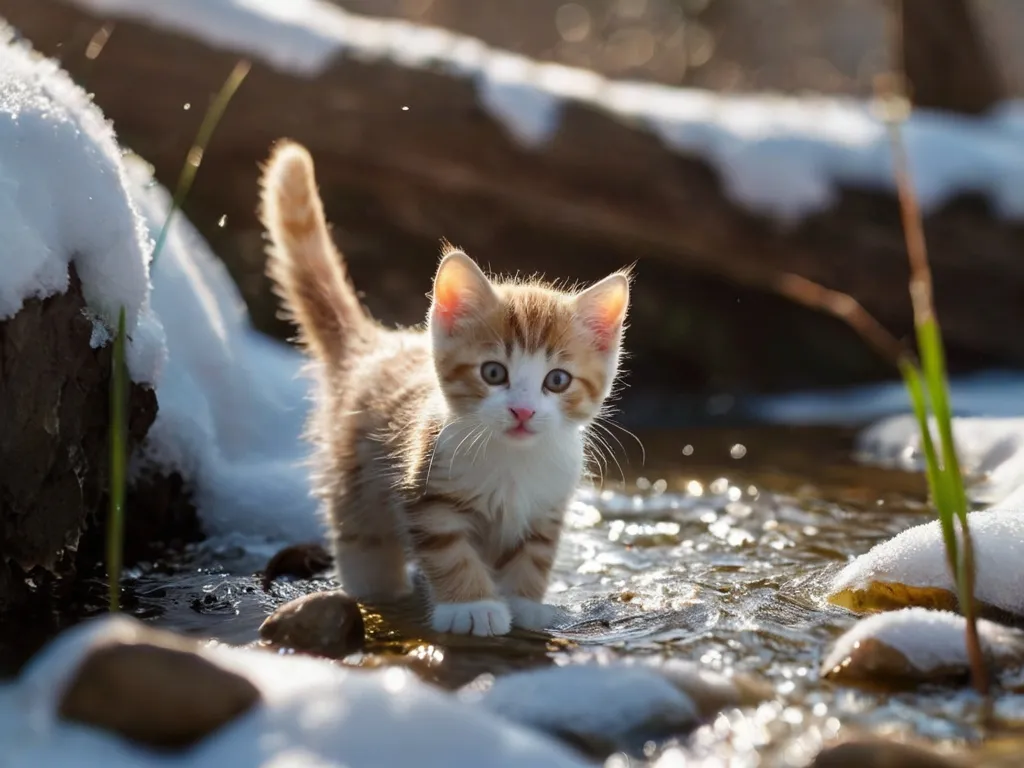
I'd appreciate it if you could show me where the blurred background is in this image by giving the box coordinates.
[4,0,1024,428]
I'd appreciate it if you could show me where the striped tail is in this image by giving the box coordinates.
[259,139,369,367]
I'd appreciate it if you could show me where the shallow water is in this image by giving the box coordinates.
[35,426,1024,764]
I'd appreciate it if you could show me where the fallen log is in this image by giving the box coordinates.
[4,0,1024,408]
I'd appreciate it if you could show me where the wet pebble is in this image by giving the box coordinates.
[261,541,333,591]
[821,607,1024,689]
[58,625,260,750]
[259,589,365,658]
[810,737,965,768]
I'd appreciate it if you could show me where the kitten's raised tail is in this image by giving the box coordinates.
[259,139,368,366]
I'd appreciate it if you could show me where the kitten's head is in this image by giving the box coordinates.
[428,247,630,446]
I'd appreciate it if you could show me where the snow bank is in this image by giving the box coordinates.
[0,26,320,546]
[1,614,590,768]
[0,24,160,383]
[123,156,321,544]
[822,607,1024,684]
[70,0,1024,222]
[828,509,1024,617]
[751,372,1024,505]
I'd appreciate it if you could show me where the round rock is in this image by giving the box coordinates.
[58,627,260,750]
[259,589,366,658]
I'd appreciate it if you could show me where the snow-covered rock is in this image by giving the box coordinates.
[822,607,1024,688]
[469,663,700,752]
[0,22,321,550]
[0,23,161,383]
[1,614,591,768]
[828,509,1024,618]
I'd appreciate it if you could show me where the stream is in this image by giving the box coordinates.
[26,424,1024,765]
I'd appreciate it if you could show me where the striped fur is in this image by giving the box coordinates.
[261,140,631,637]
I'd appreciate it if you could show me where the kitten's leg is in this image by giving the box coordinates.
[409,495,511,637]
[495,516,568,631]
[326,444,411,600]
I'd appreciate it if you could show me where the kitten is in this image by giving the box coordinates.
[259,140,630,637]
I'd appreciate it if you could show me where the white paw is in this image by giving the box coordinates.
[508,597,566,631]
[431,600,512,637]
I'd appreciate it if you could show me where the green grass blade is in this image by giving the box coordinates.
[898,357,958,575]
[107,307,128,612]
[151,60,250,266]
[916,319,969,519]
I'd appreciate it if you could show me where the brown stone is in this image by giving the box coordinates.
[261,542,333,591]
[59,626,261,750]
[259,590,366,658]
[811,738,965,768]
[5,1,1024,403]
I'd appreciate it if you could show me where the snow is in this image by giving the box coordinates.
[0,25,320,546]
[822,607,1024,679]
[123,156,322,545]
[470,663,699,746]
[1,614,591,768]
[828,509,1024,617]
[751,372,1024,505]
[0,24,160,383]
[69,0,1024,222]
[751,371,1024,427]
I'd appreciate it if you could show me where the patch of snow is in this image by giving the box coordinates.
[469,663,699,746]
[751,372,1024,505]
[2,614,591,768]
[829,509,1024,617]
[0,24,160,383]
[856,413,1024,505]
[822,607,1024,677]
[123,156,322,545]
[68,0,1024,222]
[751,371,1024,427]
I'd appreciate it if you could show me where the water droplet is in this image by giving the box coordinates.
[183,102,191,110]
[218,214,227,227]
[682,444,694,456]
[686,480,703,496]
[730,443,747,459]
[401,105,409,111]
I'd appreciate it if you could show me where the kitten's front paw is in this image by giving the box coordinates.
[508,597,567,631]
[431,600,512,637]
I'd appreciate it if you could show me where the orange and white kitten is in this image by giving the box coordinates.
[260,140,630,637]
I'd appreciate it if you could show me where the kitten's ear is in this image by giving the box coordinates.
[431,250,497,333]
[575,272,630,351]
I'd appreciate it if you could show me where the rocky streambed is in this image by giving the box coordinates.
[6,426,1022,767]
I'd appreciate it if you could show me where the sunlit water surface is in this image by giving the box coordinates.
[47,428,1024,765]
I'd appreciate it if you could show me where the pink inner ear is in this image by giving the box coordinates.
[584,315,619,352]
[581,282,628,351]
[432,294,462,333]
[433,261,473,333]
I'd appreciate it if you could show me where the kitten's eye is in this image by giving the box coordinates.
[544,368,573,393]
[480,361,509,386]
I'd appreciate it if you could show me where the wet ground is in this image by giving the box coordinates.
[17,426,1022,765]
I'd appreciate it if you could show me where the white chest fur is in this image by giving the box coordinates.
[431,424,583,548]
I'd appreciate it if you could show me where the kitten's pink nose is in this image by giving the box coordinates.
[509,406,535,424]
